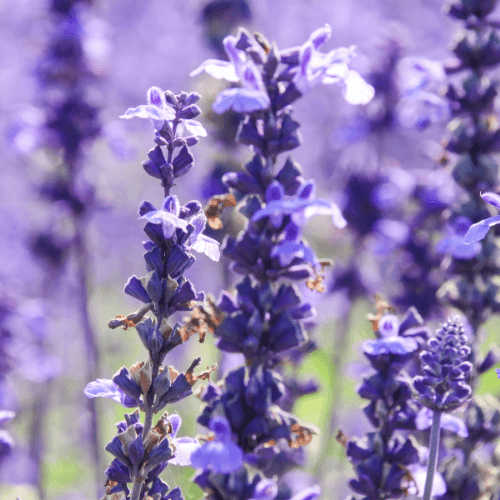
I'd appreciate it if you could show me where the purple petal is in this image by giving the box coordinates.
[342,70,375,105]
[168,414,182,438]
[363,337,418,356]
[290,486,321,500]
[212,88,270,114]
[183,119,207,137]
[309,24,331,49]
[190,59,239,82]
[436,235,481,259]
[481,192,500,209]
[240,61,266,92]
[120,104,175,122]
[84,379,124,405]
[251,479,278,500]
[170,436,200,466]
[223,35,247,72]
[141,210,189,233]
[191,234,220,262]
[266,181,285,203]
[298,181,316,200]
[0,411,15,427]
[406,464,446,497]
[190,440,243,473]
[209,416,231,441]
[147,86,167,108]
[464,215,500,244]
[378,314,400,338]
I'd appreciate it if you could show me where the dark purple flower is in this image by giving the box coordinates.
[413,316,472,412]
[191,416,244,473]
[121,86,207,138]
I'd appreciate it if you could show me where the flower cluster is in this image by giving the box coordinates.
[413,316,472,412]
[187,25,374,500]
[344,305,442,499]
[85,87,219,499]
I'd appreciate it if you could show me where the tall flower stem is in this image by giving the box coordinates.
[423,411,442,500]
[130,478,143,500]
[74,201,101,493]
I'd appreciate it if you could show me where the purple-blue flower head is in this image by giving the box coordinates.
[252,181,346,230]
[293,29,375,105]
[120,86,207,137]
[190,415,244,473]
[464,192,500,244]
[140,195,220,261]
[191,32,271,114]
[413,316,472,412]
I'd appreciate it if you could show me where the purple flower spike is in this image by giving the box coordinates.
[413,316,472,412]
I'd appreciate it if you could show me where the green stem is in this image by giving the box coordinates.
[423,411,442,500]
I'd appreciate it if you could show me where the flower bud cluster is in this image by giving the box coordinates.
[413,316,472,412]
[345,306,432,499]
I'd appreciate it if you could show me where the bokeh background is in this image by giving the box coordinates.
[2,0,500,499]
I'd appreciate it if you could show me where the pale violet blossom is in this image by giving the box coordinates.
[141,195,220,262]
[120,86,207,137]
[396,57,449,130]
[191,34,270,114]
[464,192,500,244]
[293,29,375,105]
[191,25,374,111]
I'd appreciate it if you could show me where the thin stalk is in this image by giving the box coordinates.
[130,478,143,500]
[73,215,102,494]
[423,410,442,500]
[142,364,160,438]
[29,275,58,500]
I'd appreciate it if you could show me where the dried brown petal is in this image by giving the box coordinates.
[306,274,325,293]
[336,430,348,448]
[185,364,218,386]
[289,423,315,449]
[367,294,394,332]
[179,296,225,343]
[109,315,137,330]
[204,194,237,230]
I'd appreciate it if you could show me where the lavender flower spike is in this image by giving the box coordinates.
[413,316,472,412]
[463,192,500,244]
[413,317,471,500]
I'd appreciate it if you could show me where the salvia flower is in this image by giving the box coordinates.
[463,192,500,244]
[413,316,472,412]
[344,304,434,499]
[0,410,15,465]
[191,415,244,473]
[85,87,220,500]
[191,25,374,114]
